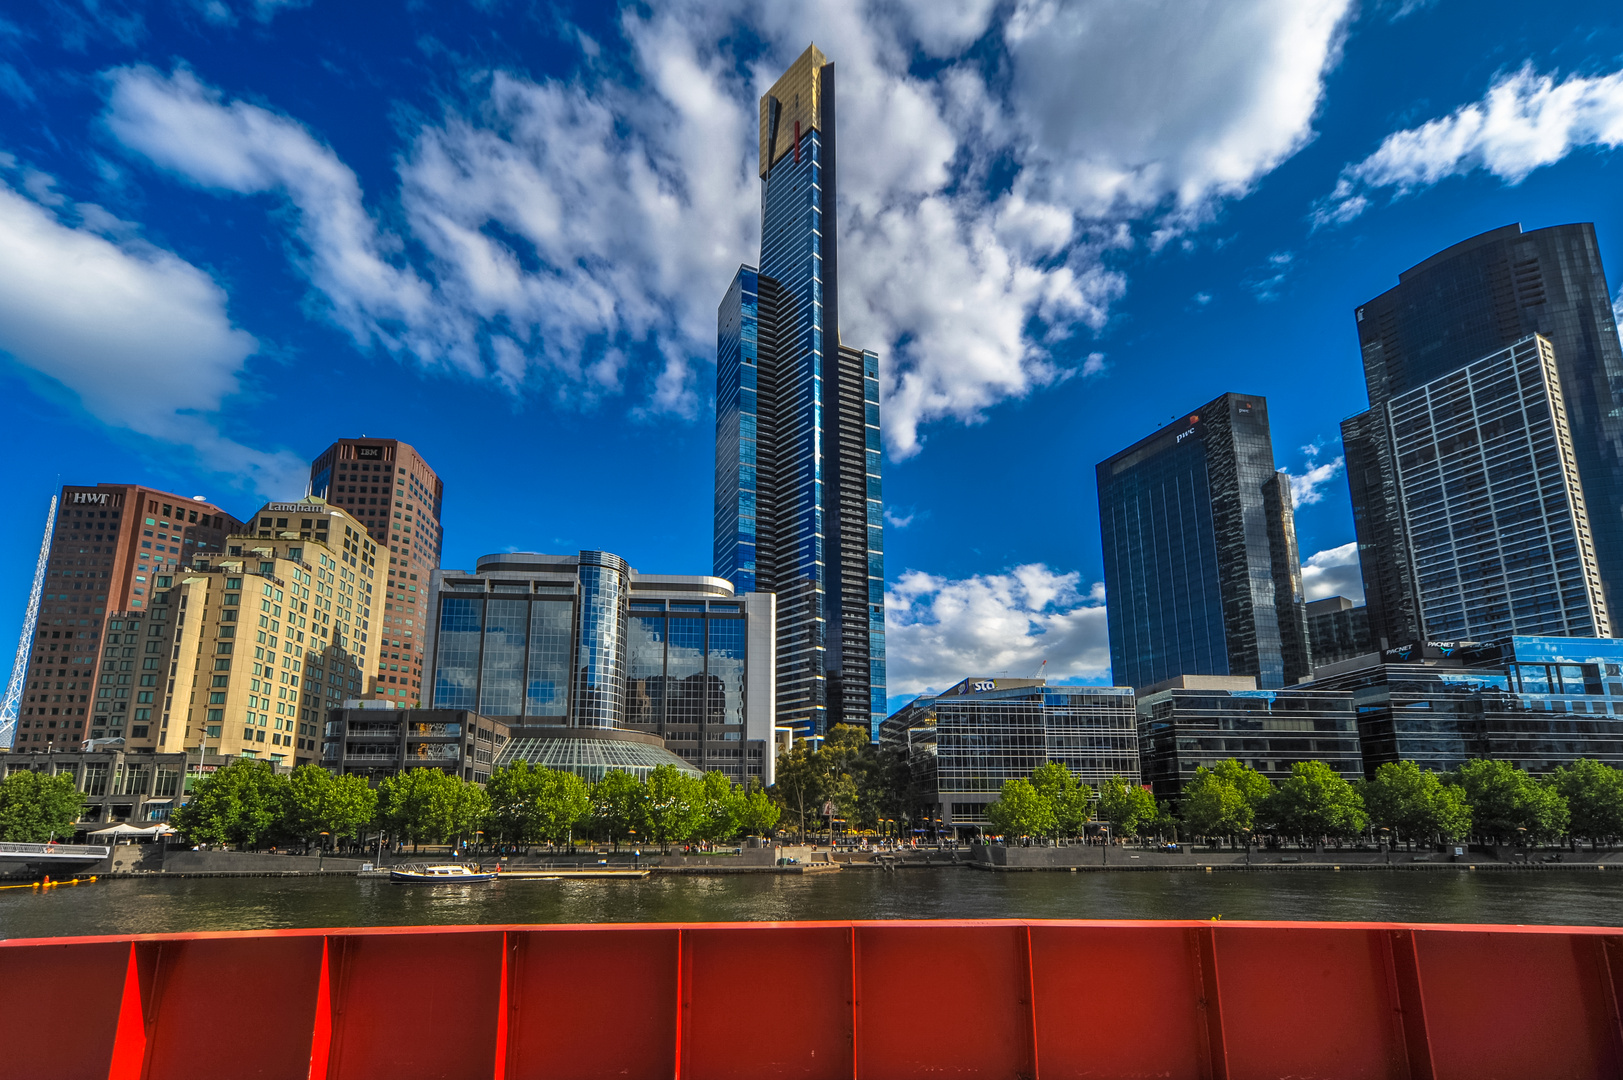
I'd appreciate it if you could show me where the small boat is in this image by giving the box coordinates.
[388,863,496,883]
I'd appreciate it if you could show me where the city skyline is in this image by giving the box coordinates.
[1,3,1622,712]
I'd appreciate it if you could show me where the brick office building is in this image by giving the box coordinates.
[11,485,243,751]
[308,439,443,707]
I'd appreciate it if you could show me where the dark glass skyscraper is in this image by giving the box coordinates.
[714,45,885,740]
[1097,393,1310,691]
[1343,223,1623,646]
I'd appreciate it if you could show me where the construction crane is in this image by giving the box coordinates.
[1033,659,1047,681]
[0,496,56,748]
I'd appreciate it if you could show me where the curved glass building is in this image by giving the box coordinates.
[421,551,778,784]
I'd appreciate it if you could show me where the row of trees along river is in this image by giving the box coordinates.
[986,758,1623,848]
[6,721,1623,851]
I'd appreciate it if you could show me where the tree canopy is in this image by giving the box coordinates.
[0,770,83,842]
[1267,761,1368,841]
[1453,759,1569,843]
[1361,761,1471,845]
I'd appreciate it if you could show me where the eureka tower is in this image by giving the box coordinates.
[713,45,886,741]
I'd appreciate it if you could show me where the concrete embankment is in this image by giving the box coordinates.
[963,844,1623,872]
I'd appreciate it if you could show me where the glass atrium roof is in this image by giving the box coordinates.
[494,736,703,781]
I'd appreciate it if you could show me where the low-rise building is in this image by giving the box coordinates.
[2,747,273,831]
[884,678,1140,833]
[1311,637,1623,776]
[1135,675,1363,801]
[323,703,510,783]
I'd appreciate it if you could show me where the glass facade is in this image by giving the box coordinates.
[713,45,885,740]
[1388,336,1608,639]
[1313,637,1623,776]
[895,680,1139,827]
[427,552,772,782]
[1098,393,1310,691]
[572,553,628,730]
[1306,597,1373,669]
[1348,223,1623,645]
[1135,682,1363,801]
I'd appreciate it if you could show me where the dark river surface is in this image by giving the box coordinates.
[5,868,1623,938]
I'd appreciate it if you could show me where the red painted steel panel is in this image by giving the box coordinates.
[683,925,852,1080]
[1415,928,1622,1080]
[0,940,130,1080]
[138,936,328,1080]
[1029,923,1209,1080]
[1216,926,1408,1080]
[323,930,505,1080]
[855,923,1034,1080]
[6,921,1623,1080]
[504,927,679,1080]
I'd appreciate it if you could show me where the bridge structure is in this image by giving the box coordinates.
[0,841,110,864]
[4,918,1623,1079]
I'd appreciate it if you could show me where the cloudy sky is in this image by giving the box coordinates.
[1,0,1620,709]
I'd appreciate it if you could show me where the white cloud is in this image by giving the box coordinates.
[1300,542,1364,602]
[0,171,303,492]
[1003,0,1353,229]
[101,1,1356,447]
[886,564,1111,697]
[1317,63,1623,226]
[884,507,915,528]
[104,65,466,371]
[1248,250,1294,301]
[1081,351,1107,377]
[1286,455,1344,506]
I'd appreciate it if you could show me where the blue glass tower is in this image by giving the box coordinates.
[715,45,885,740]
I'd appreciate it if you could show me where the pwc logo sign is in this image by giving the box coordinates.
[1175,414,1201,443]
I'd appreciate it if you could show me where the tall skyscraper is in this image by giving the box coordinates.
[1344,222,1623,647]
[10,484,242,749]
[309,438,443,705]
[713,45,885,740]
[1097,393,1311,691]
[1387,335,1608,639]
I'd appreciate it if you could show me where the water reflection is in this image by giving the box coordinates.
[2,870,1620,940]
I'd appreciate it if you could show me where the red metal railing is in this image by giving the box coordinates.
[4,920,1622,1079]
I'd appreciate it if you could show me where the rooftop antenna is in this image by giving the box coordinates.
[0,495,57,748]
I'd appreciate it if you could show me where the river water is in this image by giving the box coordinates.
[4,869,1623,939]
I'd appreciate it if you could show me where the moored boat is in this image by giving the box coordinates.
[388,863,495,883]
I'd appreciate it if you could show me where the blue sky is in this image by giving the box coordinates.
[1,0,1621,711]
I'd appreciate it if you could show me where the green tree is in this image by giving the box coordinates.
[640,764,706,852]
[438,775,490,849]
[1031,761,1093,837]
[1453,759,1569,843]
[695,770,745,843]
[1210,759,1274,817]
[1549,759,1623,846]
[592,770,645,851]
[1362,761,1472,846]
[485,761,548,848]
[282,766,377,849]
[173,760,288,848]
[738,783,782,837]
[0,770,83,842]
[534,768,591,848]
[1097,775,1158,837]
[986,778,1056,840]
[1180,767,1252,840]
[1267,761,1368,842]
[771,741,829,841]
[377,768,458,851]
